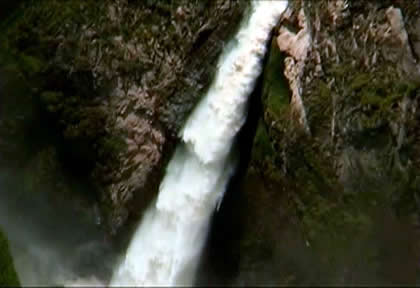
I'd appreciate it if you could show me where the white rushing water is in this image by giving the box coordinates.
[110,1,288,286]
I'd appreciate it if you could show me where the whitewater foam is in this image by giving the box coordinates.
[110,1,288,286]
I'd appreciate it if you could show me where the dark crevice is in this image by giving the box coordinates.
[192,26,216,52]
[407,34,420,63]
[195,29,275,286]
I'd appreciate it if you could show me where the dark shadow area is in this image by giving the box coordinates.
[0,1,24,23]
[0,168,118,285]
[0,9,118,282]
[0,69,118,284]
[195,28,275,286]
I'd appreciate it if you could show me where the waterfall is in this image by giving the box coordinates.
[110,1,288,286]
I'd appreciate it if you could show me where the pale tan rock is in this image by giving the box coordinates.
[277,8,310,62]
[277,27,310,61]
[327,0,349,28]
[385,6,420,83]
[277,8,311,134]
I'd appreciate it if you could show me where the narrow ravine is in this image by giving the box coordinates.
[110,1,288,286]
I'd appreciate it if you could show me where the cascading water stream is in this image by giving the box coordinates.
[110,1,288,286]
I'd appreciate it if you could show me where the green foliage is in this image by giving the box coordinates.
[300,194,372,241]
[0,230,20,287]
[357,78,415,129]
[350,73,371,91]
[0,0,129,209]
[284,136,371,243]
[306,79,333,135]
[17,54,45,76]
[246,0,420,282]
[330,60,418,130]
[1,0,128,166]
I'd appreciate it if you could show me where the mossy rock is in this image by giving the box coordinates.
[0,230,20,287]
[262,38,290,120]
[1,0,127,176]
[252,120,274,163]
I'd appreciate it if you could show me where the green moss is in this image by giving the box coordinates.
[252,121,274,163]
[390,166,420,217]
[0,0,128,200]
[256,126,373,247]
[263,39,290,119]
[328,59,419,132]
[40,91,64,113]
[306,79,333,135]
[281,62,418,255]
[360,86,404,108]
[256,42,369,245]
[329,61,353,77]
[298,187,372,242]
[40,91,63,104]
[360,90,384,106]
[357,80,415,130]
[0,230,20,287]
[17,54,45,76]
[350,73,371,91]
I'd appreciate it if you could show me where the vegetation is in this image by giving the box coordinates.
[262,39,290,120]
[0,230,20,287]
[0,0,129,191]
[242,0,420,283]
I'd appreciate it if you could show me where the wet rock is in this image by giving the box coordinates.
[0,0,248,235]
[383,7,420,84]
[276,7,310,133]
[238,0,420,285]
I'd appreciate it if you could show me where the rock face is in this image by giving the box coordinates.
[236,0,420,285]
[3,0,420,285]
[0,0,248,235]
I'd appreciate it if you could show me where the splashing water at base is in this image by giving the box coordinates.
[110,1,288,286]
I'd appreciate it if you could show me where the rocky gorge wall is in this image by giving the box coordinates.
[2,0,420,286]
[0,0,248,238]
[234,0,420,285]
